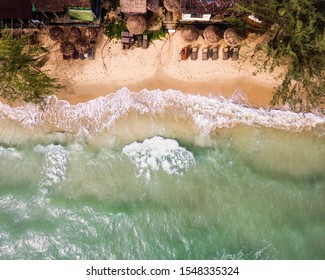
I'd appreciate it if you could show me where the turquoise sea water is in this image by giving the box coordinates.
[0,89,324,260]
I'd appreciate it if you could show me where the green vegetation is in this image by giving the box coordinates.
[0,32,62,104]
[143,26,168,41]
[104,16,167,42]
[235,0,325,111]
[103,17,127,40]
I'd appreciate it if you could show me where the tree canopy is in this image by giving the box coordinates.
[0,32,62,104]
[235,0,325,112]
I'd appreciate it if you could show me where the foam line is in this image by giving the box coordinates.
[0,88,324,136]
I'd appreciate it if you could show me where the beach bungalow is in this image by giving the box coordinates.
[120,0,160,15]
[31,0,102,25]
[180,0,239,21]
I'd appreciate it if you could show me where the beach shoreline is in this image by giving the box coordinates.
[38,28,281,108]
[56,69,277,108]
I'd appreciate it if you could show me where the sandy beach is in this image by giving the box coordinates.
[39,28,282,108]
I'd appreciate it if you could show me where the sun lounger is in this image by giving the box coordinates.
[142,35,148,49]
[137,35,143,47]
[180,47,188,60]
[121,32,135,49]
[73,49,79,60]
[223,46,230,60]
[202,48,209,60]
[232,47,239,61]
[191,47,198,60]
[211,47,218,60]
[88,47,94,60]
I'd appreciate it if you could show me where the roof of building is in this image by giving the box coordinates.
[0,0,32,19]
[180,0,239,15]
[32,0,92,13]
[120,0,147,14]
[147,0,160,13]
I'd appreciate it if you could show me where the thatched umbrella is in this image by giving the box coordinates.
[203,25,222,44]
[84,27,98,42]
[224,28,244,46]
[60,41,75,56]
[164,0,180,12]
[75,39,89,53]
[11,29,25,39]
[181,25,200,42]
[126,15,147,35]
[29,31,38,45]
[68,27,82,41]
[49,26,64,41]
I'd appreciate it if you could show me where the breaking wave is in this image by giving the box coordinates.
[34,144,69,188]
[0,88,324,139]
[0,146,23,160]
[122,136,195,180]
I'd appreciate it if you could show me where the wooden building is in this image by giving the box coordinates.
[120,0,160,14]
[180,0,239,21]
[32,0,101,24]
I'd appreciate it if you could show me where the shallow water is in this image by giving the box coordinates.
[0,89,324,260]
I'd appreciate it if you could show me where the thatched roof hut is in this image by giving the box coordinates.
[75,39,89,53]
[120,0,147,14]
[147,0,160,13]
[224,28,244,46]
[203,25,222,44]
[180,0,239,15]
[60,41,75,56]
[181,25,200,42]
[10,29,24,39]
[164,0,180,12]
[126,15,147,35]
[68,27,82,41]
[84,27,98,41]
[49,26,64,41]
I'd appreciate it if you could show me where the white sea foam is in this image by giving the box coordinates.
[122,136,195,180]
[34,144,69,187]
[0,146,23,159]
[0,88,324,138]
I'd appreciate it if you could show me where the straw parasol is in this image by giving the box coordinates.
[163,0,180,12]
[60,41,75,56]
[75,39,89,53]
[203,25,222,44]
[11,29,24,39]
[68,27,82,41]
[84,27,98,42]
[49,26,64,41]
[224,28,244,46]
[126,15,147,35]
[181,25,200,42]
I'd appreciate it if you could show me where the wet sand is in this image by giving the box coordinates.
[56,69,276,108]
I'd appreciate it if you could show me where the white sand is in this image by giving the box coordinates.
[40,28,282,107]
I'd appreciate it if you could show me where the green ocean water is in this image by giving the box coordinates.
[0,125,324,260]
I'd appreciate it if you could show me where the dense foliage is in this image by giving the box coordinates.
[104,17,167,42]
[0,32,61,104]
[235,0,325,111]
[104,17,127,40]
